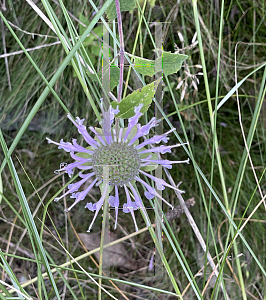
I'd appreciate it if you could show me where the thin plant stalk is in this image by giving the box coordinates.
[123,0,147,99]
[115,0,125,103]
[98,180,110,299]
[191,1,247,298]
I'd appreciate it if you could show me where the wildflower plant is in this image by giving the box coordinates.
[47,103,189,232]
[2,0,266,297]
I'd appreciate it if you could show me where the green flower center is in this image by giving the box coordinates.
[91,142,141,186]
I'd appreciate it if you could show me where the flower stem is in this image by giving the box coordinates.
[98,179,110,300]
[115,0,124,103]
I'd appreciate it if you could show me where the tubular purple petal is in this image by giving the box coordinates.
[109,186,119,229]
[128,118,157,146]
[102,105,120,145]
[47,138,77,153]
[56,159,92,176]
[118,128,123,142]
[135,176,173,209]
[89,126,106,145]
[72,139,94,154]
[78,171,95,179]
[138,145,181,155]
[54,162,75,176]
[124,185,139,232]
[77,165,93,170]
[67,114,99,148]
[139,169,186,193]
[57,139,74,152]
[135,128,176,149]
[69,151,92,161]
[85,183,109,232]
[140,158,173,169]
[123,104,143,141]
[140,162,152,167]
[128,182,150,227]
[141,158,189,169]
[111,105,120,116]
[144,190,155,200]
[55,173,95,202]
[66,178,98,212]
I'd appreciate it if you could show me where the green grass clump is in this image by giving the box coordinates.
[0,0,266,299]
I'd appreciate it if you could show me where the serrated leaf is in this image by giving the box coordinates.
[111,78,161,119]
[134,52,188,77]
[106,0,136,21]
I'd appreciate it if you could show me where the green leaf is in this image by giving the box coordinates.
[90,55,96,66]
[134,57,155,76]
[92,25,102,37]
[163,52,188,76]
[163,81,175,92]
[106,0,136,21]
[86,64,120,91]
[91,45,100,56]
[79,14,101,36]
[111,78,161,119]
[79,16,102,46]
[134,52,188,77]
[79,13,89,34]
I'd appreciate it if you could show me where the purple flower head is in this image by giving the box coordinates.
[47,106,189,232]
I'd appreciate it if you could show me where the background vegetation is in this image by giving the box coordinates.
[0,0,266,299]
